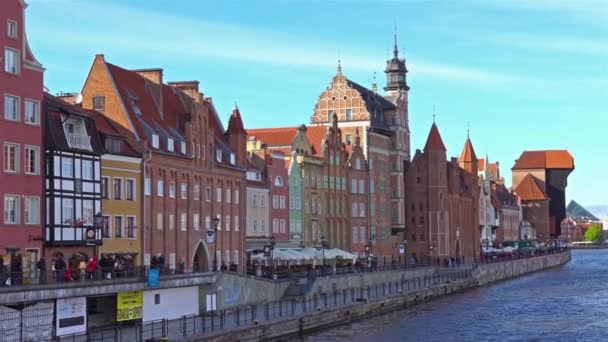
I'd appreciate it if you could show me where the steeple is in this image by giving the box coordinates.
[225,103,247,167]
[458,134,478,174]
[384,28,409,92]
[371,72,378,93]
[424,123,446,152]
[337,59,342,75]
[226,103,246,135]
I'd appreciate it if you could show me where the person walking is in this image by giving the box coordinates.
[54,257,66,283]
[37,257,47,284]
[86,256,97,280]
[0,258,9,286]
[158,254,165,274]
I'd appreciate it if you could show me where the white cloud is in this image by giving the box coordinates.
[28,0,520,84]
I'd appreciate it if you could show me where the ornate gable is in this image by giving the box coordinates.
[311,74,371,124]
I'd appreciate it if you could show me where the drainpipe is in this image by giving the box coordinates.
[142,149,151,267]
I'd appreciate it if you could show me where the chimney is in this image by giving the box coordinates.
[133,68,164,119]
[168,81,200,101]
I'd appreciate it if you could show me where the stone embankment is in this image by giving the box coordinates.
[189,251,571,342]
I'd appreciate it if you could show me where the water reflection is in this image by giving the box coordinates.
[303,250,607,342]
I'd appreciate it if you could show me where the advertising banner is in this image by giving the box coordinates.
[148,268,160,287]
[116,291,143,321]
[56,297,87,336]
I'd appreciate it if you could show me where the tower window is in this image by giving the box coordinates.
[345,108,352,120]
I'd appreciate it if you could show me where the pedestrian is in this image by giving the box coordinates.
[0,257,9,286]
[151,255,158,270]
[86,256,97,280]
[106,255,115,279]
[78,258,86,281]
[11,255,22,286]
[229,263,237,272]
[54,257,66,283]
[220,262,228,271]
[37,257,47,284]
[158,254,164,274]
[114,257,124,278]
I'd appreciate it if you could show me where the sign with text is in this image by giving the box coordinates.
[148,269,160,287]
[56,297,87,336]
[116,291,143,321]
[206,229,215,243]
[399,244,405,254]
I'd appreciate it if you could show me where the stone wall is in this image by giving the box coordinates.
[473,250,571,286]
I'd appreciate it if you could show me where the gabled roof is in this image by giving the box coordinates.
[567,200,599,221]
[459,137,477,162]
[345,78,394,134]
[514,174,549,201]
[423,123,446,152]
[247,125,327,156]
[84,110,141,158]
[512,150,574,170]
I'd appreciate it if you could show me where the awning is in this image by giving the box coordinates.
[250,247,357,261]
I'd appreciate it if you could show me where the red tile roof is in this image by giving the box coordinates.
[423,123,446,151]
[84,109,141,158]
[478,159,498,179]
[305,126,327,156]
[459,137,477,162]
[514,174,549,201]
[512,150,574,170]
[247,125,327,156]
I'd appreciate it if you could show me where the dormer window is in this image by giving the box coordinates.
[63,117,91,151]
[181,141,187,154]
[105,137,122,154]
[216,149,222,163]
[7,20,17,39]
[167,137,174,152]
[230,153,236,165]
[152,134,159,148]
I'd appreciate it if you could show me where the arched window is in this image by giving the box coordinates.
[274,176,283,186]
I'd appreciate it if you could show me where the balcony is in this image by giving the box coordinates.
[67,133,92,150]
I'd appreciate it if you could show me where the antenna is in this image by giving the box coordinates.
[433,105,436,123]
[74,93,83,105]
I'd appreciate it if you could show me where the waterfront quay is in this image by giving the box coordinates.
[0,250,569,341]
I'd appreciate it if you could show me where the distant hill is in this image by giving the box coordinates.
[587,205,608,219]
[567,200,599,221]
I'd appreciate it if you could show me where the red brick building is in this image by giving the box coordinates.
[265,151,289,242]
[347,130,369,256]
[1,0,45,274]
[80,55,246,271]
[405,123,480,264]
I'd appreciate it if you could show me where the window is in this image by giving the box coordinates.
[252,194,257,207]
[114,216,123,238]
[355,158,361,170]
[102,215,111,238]
[151,134,159,148]
[253,219,257,232]
[193,185,200,200]
[82,200,94,224]
[280,196,285,209]
[3,195,18,224]
[157,180,164,197]
[352,203,358,217]
[4,48,19,74]
[230,153,235,165]
[226,188,231,203]
[144,177,151,195]
[345,108,352,120]
[327,109,334,118]
[62,198,73,223]
[181,141,186,154]
[193,214,200,230]
[92,96,105,111]
[273,195,278,209]
[7,20,17,38]
[280,219,286,233]
[358,180,364,194]
[127,216,136,238]
[205,187,212,202]
[234,216,239,231]
[205,216,211,229]
[24,100,39,125]
[180,213,187,231]
[353,226,359,244]
[359,203,366,217]
[273,219,279,233]
[105,138,122,153]
[359,226,366,242]
[82,160,93,180]
[101,177,109,199]
[167,138,174,152]
[216,188,222,202]
[225,215,230,231]
[169,214,175,230]
[345,134,352,145]
[154,294,161,305]
[3,143,19,173]
[216,149,222,162]
[234,190,239,204]
[25,197,40,224]
[157,213,163,230]
[180,182,187,199]
[169,182,176,198]
[260,220,265,232]
[4,95,19,121]
[61,157,73,177]
[233,250,239,265]
[274,176,283,186]
[351,179,357,193]
[260,195,266,207]
[225,250,231,265]
[113,178,123,200]
[126,179,135,201]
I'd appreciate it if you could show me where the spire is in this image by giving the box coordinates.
[226,102,246,135]
[337,59,342,75]
[459,136,478,163]
[424,123,446,152]
[393,23,399,59]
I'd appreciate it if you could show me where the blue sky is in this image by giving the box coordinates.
[26,0,607,207]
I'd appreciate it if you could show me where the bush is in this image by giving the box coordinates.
[584,224,603,242]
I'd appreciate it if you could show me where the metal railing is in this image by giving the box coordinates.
[66,133,91,150]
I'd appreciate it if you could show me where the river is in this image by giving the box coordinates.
[302,249,607,342]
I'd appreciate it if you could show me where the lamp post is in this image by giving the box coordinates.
[321,236,328,269]
[212,215,220,271]
[269,235,276,279]
[93,212,104,259]
[430,240,437,266]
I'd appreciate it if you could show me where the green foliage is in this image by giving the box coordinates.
[584,224,603,242]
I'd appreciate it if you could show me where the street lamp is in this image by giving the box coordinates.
[430,240,437,266]
[269,235,276,278]
[212,215,220,271]
[93,212,104,258]
[320,236,328,269]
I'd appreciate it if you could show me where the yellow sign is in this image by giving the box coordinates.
[116,291,143,321]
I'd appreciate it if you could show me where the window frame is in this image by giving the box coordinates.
[24,99,40,126]
[3,194,20,224]
[4,48,19,75]
[114,215,124,238]
[125,178,136,201]
[7,20,17,39]
[24,145,40,175]
[101,176,110,199]
[4,94,20,122]
[113,177,123,200]
[126,215,136,239]
[3,142,19,173]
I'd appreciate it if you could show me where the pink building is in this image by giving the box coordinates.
[0,0,45,277]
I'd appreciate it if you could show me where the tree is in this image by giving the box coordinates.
[584,224,603,242]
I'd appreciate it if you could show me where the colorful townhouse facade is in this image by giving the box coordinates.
[80,55,247,271]
[347,130,369,256]
[1,0,45,278]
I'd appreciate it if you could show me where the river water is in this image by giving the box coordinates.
[303,250,607,342]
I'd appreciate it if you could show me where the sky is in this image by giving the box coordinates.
[25,0,608,208]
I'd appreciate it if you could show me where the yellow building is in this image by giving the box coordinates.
[92,112,143,266]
